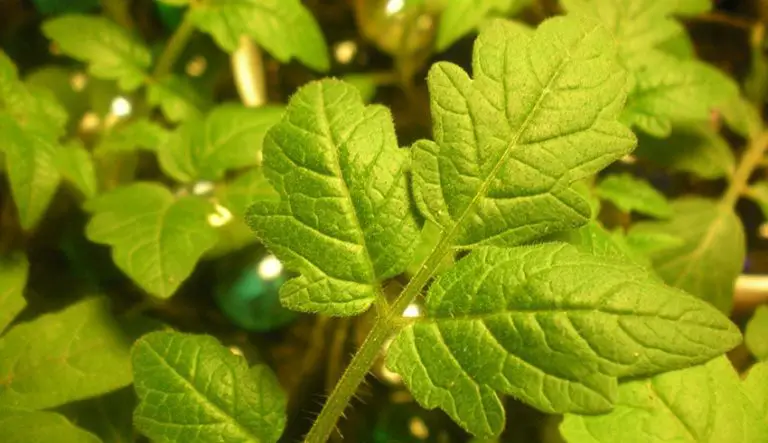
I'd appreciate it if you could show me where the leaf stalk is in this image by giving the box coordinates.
[721,130,768,208]
[152,12,196,79]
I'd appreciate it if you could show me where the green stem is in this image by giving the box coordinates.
[152,12,196,79]
[721,131,768,208]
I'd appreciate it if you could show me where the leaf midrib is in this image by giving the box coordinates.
[140,340,260,442]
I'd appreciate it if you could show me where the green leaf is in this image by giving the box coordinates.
[158,104,284,183]
[0,115,61,230]
[0,252,28,335]
[55,140,97,198]
[744,361,768,421]
[0,408,100,443]
[189,0,329,72]
[560,356,768,443]
[246,80,420,316]
[342,74,378,103]
[59,387,135,443]
[623,229,685,257]
[629,198,745,313]
[217,168,276,217]
[635,124,735,179]
[656,28,696,59]
[435,0,531,51]
[147,75,207,123]
[42,15,151,91]
[95,118,169,153]
[0,297,157,410]
[546,222,644,267]
[387,244,740,438]
[85,183,218,299]
[746,305,768,361]
[719,95,763,139]
[595,173,671,218]
[132,331,286,443]
[412,16,635,249]
[674,0,711,15]
[622,51,738,137]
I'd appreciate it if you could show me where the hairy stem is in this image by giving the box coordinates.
[152,12,196,79]
[721,131,768,208]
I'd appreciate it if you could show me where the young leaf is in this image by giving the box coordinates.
[0,408,100,443]
[746,305,768,361]
[0,252,28,334]
[560,356,768,443]
[744,361,768,421]
[158,104,284,183]
[85,183,218,299]
[386,244,741,438]
[635,123,735,179]
[546,222,646,267]
[132,331,286,443]
[42,15,151,91]
[629,198,745,313]
[622,51,738,137]
[0,115,61,230]
[95,118,169,153]
[147,75,206,123]
[435,0,531,51]
[0,297,157,410]
[595,173,672,218]
[412,16,635,249]
[55,140,98,199]
[58,387,136,443]
[189,0,330,72]
[246,80,420,316]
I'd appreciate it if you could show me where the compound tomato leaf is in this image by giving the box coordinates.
[0,408,100,443]
[84,183,219,299]
[246,80,420,316]
[746,306,768,361]
[386,244,740,438]
[0,252,28,335]
[42,15,151,91]
[412,16,635,249]
[560,356,768,443]
[629,198,745,313]
[595,173,672,218]
[0,297,158,410]
[158,104,284,183]
[189,0,329,72]
[132,331,286,443]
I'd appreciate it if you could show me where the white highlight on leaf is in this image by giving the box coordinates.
[192,181,215,196]
[258,255,283,280]
[207,203,232,227]
[110,96,132,118]
[403,303,421,318]
[385,0,405,15]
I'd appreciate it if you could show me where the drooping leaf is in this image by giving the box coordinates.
[246,80,420,316]
[635,124,735,179]
[132,331,286,443]
[744,361,768,421]
[629,198,745,313]
[42,15,151,91]
[622,51,738,137]
[0,252,28,335]
[0,408,100,443]
[189,0,329,72]
[412,16,635,249]
[55,140,97,198]
[58,387,135,443]
[147,75,207,123]
[560,356,768,443]
[387,244,741,438]
[0,115,61,230]
[0,297,158,410]
[746,305,768,361]
[435,0,532,51]
[158,104,284,183]
[595,173,671,218]
[85,183,218,299]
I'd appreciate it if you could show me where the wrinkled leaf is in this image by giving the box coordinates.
[630,198,744,313]
[246,80,420,316]
[595,173,671,218]
[42,15,151,91]
[189,0,329,72]
[387,244,740,438]
[132,331,286,443]
[0,408,100,443]
[746,305,768,361]
[85,183,218,299]
[412,16,635,249]
[158,104,284,183]
[560,356,768,443]
[0,252,28,334]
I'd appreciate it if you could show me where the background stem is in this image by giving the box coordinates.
[152,12,196,79]
[721,131,768,208]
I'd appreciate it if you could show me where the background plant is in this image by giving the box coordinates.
[1,0,768,442]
